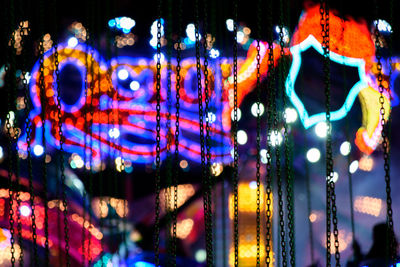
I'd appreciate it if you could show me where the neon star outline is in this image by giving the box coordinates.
[285,35,369,129]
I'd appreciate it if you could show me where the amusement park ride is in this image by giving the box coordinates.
[0,0,398,266]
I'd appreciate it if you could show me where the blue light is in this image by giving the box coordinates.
[108,19,116,27]
[125,165,133,173]
[285,35,369,129]
[109,16,136,33]
[183,37,195,48]
[390,67,399,106]
[134,261,155,267]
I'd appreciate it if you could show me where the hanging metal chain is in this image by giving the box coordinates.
[319,4,331,265]
[255,0,262,264]
[165,0,174,261]
[14,159,23,267]
[373,13,396,263]
[154,2,162,264]
[171,0,183,263]
[194,0,211,264]
[18,17,32,267]
[265,1,274,264]
[275,36,287,267]
[320,1,341,266]
[54,42,71,267]
[37,35,51,267]
[278,1,295,264]
[202,0,214,264]
[6,5,17,264]
[169,0,183,264]
[232,1,239,265]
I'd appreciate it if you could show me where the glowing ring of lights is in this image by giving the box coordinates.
[20,44,231,164]
[285,35,369,129]
[52,58,87,113]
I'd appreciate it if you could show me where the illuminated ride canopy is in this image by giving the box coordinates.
[18,5,396,165]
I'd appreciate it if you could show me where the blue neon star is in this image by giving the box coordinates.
[285,35,369,129]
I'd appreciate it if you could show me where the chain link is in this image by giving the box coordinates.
[275,38,287,267]
[202,0,214,263]
[278,2,296,264]
[171,0,183,262]
[165,2,174,262]
[232,1,239,265]
[194,1,211,264]
[374,15,396,263]
[54,41,71,267]
[265,2,274,263]
[154,4,162,264]
[255,0,262,263]
[275,5,287,265]
[320,1,341,266]
[6,9,16,265]
[19,18,31,267]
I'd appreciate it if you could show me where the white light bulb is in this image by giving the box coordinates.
[270,131,283,147]
[237,31,244,43]
[306,148,320,163]
[20,205,31,217]
[237,130,248,145]
[340,141,351,156]
[285,107,298,123]
[195,249,207,263]
[260,149,270,164]
[251,102,265,117]
[226,19,234,32]
[153,53,165,64]
[209,48,220,59]
[206,112,216,123]
[315,121,328,138]
[129,81,140,91]
[117,69,129,80]
[349,160,359,174]
[231,108,241,121]
[67,37,78,48]
[249,181,257,189]
[33,144,44,156]
[108,128,120,139]
[327,171,339,183]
